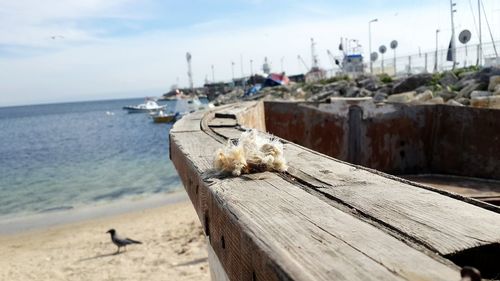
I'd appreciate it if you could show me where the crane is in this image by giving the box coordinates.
[326,49,337,69]
[297,55,309,72]
[310,38,319,69]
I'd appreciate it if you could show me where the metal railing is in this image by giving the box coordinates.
[371,40,500,76]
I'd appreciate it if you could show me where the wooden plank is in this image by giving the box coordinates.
[169,103,500,281]
[208,118,238,127]
[170,132,220,172]
[214,102,257,118]
[170,116,203,133]
[170,128,460,280]
[207,237,230,281]
[170,131,222,230]
[171,104,236,133]
[211,127,245,140]
[206,173,458,281]
[283,142,500,255]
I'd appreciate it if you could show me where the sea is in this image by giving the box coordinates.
[0,98,191,223]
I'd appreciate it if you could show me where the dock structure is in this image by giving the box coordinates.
[170,100,500,281]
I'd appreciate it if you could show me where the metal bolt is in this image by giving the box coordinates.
[460,266,481,281]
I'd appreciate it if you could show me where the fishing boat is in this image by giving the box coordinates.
[151,111,178,123]
[123,99,166,114]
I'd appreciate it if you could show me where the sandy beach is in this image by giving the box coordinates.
[0,191,209,281]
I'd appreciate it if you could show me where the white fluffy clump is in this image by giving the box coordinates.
[214,129,288,176]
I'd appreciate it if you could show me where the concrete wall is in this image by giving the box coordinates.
[264,101,500,180]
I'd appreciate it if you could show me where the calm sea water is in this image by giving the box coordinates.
[0,98,189,219]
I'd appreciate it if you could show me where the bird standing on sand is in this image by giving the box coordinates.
[106,229,142,253]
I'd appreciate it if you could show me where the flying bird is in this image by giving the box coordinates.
[106,229,142,253]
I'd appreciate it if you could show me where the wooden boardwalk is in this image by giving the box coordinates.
[170,101,500,281]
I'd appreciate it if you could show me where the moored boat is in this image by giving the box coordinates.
[123,99,166,113]
[151,111,179,123]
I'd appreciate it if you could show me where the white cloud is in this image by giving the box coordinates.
[0,0,147,47]
[0,0,498,106]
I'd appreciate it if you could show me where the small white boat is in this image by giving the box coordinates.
[123,99,166,114]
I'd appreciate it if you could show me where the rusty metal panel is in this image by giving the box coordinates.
[432,105,500,179]
[359,104,435,174]
[264,101,500,182]
[264,102,348,159]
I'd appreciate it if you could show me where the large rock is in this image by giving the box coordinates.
[436,90,457,101]
[345,86,360,97]
[392,73,433,94]
[470,91,491,99]
[413,90,433,103]
[376,86,393,95]
[387,91,416,103]
[307,90,336,102]
[414,85,432,93]
[472,67,500,83]
[471,95,500,109]
[446,99,465,106]
[439,71,458,87]
[458,82,487,98]
[373,92,387,103]
[425,97,444,104]
[292,88,307,100]
[308,84,326,95]
[457,70,476,79]
[357,77,380,91]
[456,97,471,106]
[358,88,373,97]
[323,80,349,92]
[488,75,500,91]
[454,78,476,91]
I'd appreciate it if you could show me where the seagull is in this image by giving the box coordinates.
[106,229,142,253]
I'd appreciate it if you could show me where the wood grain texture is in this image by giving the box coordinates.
[208,118,238,127]
[212,174,459,281]
[170,127,460,280]
[170,117,202,133]
[211,127,245,140]
[169,101,500,281]
[282,143,500,255]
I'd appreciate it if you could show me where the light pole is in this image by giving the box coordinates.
[250,59,253,77]
[211,64,215,82]
[434,29,440,72]
[368,18,378,74]
[231,61,235,80]
[449,0,457,69]
[280,57,285,73]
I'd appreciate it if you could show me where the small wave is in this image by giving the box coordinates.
[39,205,74,213]
[91,187,138,201]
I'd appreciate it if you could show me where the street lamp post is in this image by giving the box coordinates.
[231,61,235,80]
[369,18,378,74]
[434,29,440,72]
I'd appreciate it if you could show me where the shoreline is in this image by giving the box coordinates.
[0,189,209,281]
[0,189,188,235]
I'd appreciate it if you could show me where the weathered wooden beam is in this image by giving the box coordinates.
[170,101,500,281]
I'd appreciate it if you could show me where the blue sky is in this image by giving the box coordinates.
[0,0,499,106]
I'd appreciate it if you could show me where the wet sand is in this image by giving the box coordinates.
[0,191,209,281]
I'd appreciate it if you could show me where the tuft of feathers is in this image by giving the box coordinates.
[214,129,288,176]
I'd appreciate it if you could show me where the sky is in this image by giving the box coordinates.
[0,0,499,106]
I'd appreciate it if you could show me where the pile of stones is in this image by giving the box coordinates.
[211,67,500,109]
